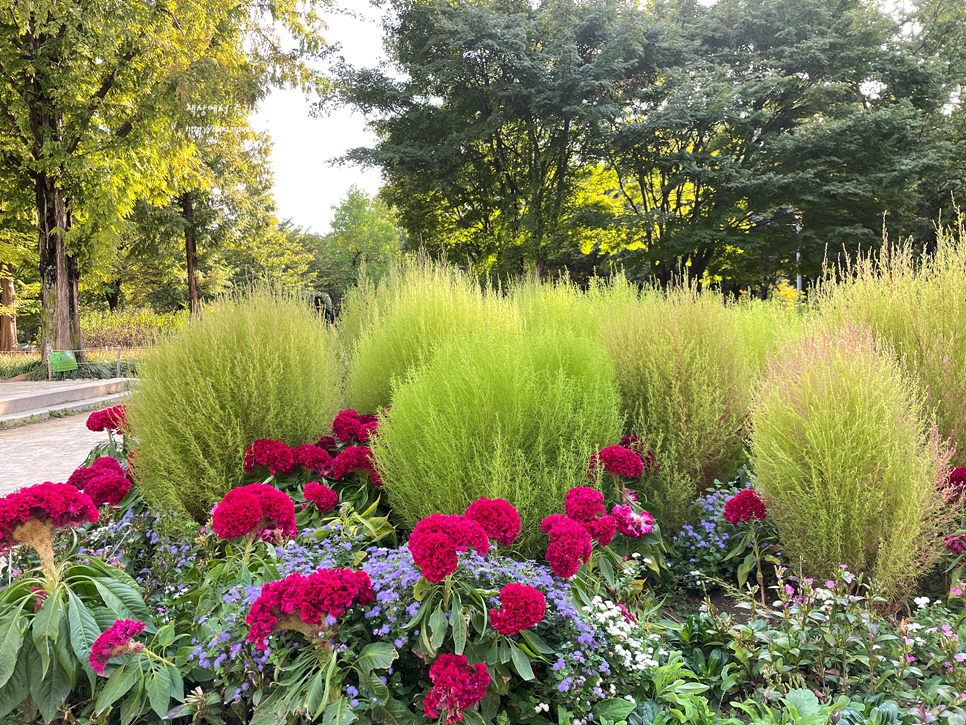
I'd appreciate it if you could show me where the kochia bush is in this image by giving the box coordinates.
[128,288,343,519]
[372,327,624,550]
[751,326,955,606]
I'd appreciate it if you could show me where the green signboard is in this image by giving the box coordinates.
[49,351,78,372]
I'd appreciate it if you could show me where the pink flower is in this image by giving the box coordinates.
[85,473,132,507]
[293,445,332,475]
[489,583,546,635]
[89,620,145,675]
[723,490,767,524]
[408,514,490,582]
[611,505,654,537]
[464,498,521,547]
[331,446,377,482]
[423,654,490,724]
[588,446,644,480]
[541,515,592,578]
[243,439,295,475]
[211,484,297,540]
[303,481,338,513]
[564,487,605,523]
[0,482,98,551]
[67,457,125,490]
[85,406,127,433]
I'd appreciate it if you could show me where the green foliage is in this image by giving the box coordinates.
[372,326,624,549]
[340,255,515,414]
[816,223,966,466]
[80,309,188,348]
[751,325,954,604]
[600,285,755,529]
[127,287,343,520]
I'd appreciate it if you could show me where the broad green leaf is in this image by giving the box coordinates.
[371,699,418,725]
[356,642,397,674]
[66,590,102,688]
[93,578,155,633]
[359,669,390,705]
[304,667,327,718]
[507,641,534,681]
[593,698,636,722]
[0,610,25,689]
[323,696,359,725]
[95,662,141,713]
[0,642,31,717]
[519,628,553,656]
[598,554,616,588]
[451,594,467,656]
[166,664,184,703]
[28,643,71,722]
[413,577,431,603]
[429,604,448,650]
[146,662,172,718]
[32,591,63,677]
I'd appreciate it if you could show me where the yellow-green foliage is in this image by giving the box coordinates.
[128,288,343,519]
[816,224,966,466]
[340,256,516,414]
[372,327,624,550]
[752,326,953,605]
[599,285,756,527]
[80,308,188,348]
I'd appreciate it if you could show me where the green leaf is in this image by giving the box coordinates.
[323,696,359,725]
[95,661,141,713]
[598,553,616,588]
[66,590,102,688]
[28,642,71,722]
[480,691,500,720]
[593,698,636,722]
[519,628,553,656]
[356,642,398,674]
[304,667,328,718]
[93,579,151,629]
[166,664,184,703]
[32,590,63,677]
[429,604,448,651]
[0,610,25,689]
[783,689,821,718]
[0,642,30,718]
[359,669,390,705]
[121,688,146,725]
[371,699,418,725]
[146,662,172,718]
[413,577,432,602]
[507,641,534,681]
[451,593,467,656]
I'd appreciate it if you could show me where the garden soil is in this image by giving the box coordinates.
[0,415,103,494]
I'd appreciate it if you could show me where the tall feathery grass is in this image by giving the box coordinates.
[339,256,516,414]
[372,326,624,550]
[599,285,756,528]
[816,221,966,466]
[752,325,954,606]
[128,287,343,519]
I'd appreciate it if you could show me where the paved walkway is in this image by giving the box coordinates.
[0,415,106,494]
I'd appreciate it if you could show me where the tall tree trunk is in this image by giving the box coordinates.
[36,172,71,362]
[68,253,86,363]
[0,264,16,351]
[181,193,199,314]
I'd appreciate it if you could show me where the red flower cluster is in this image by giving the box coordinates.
[489,583,546,635]
[243,439,295,475]
[423,653,491,724]
[331,446,377,482]
[408,514,490,582]
[303,481,338,513]
[540,514,592,578]
[67,457,125,490]
[246,568,374,648]
[588,446,644,480]
[293,444,332,475]
[945,534,966,554]
[723,489,767,525]
[464,498,521,547]
[0,483,98,550]
[619,435,658,474]
[564,487,616,546]
[211,484,297,540]
[317,436,339,455]
[612,504,654,538]
[85,405,127,433]
[332,409,379,443]
[85,471,132,507]
[949,467,966,490]
[89,619,145,675]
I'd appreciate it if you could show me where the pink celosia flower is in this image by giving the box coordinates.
[331,446,377,482]
[211,484,297,540]
[540,514,592,578]
[612,505,654,537]
[243,439,295,475]
[489,583,546,635]
[86,406,127,433]
[89,620,145,675]
[588,446,644,480]
[422,653,491,724]
[564,487,605,523]
[333,410,379,443]
[85,473,132,507]
[723,489,767,525]
[464,498,521,547]
[293,445,332,475]
[408,514,490,582]
[67,456,125,490]
[0,482,98,551]
[584,515,617,546]
[303,481,338,513]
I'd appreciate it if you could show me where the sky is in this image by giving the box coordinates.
[252,7,387,235]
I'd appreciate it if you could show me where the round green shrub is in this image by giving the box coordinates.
[371,327,624,551]
[751,325,953,606]
[128,288,343,519]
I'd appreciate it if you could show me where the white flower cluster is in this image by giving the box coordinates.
[813,588,834,601]
[584,596,664,672]
[534,703,551,714]
[914,596,930,609]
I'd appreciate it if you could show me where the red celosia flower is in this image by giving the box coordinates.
[293,444,332,475]
[243,439,295,475]
[949,467,966,490]
[464,498,521,547]
[723,489,767,525]
[86,406,127,433]
[211,484,297,540]
[489,583,546,635]
[584,515,616,547]
[588,446,644,480]
[618,436,658,474]
[67,457,125,490]
[317,436,340,455]
[540,515,592,578]
[408,514,490,582]
[333,410,363,442]
[303,481,338,513]
[85,473,132,507]
[946,534,966,554]
[246,568,374,648]
[331,446,376,481]
[89,620,145,675]
[564,487,606,523]
[0,483,98,550]
[423,653,491,724]
[612,505,654,538]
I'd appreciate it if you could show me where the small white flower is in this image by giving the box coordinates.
[914,596,930,609]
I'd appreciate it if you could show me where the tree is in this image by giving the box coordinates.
[0,0,330,358]
[332,0,657,277]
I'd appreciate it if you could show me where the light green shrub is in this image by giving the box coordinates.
[816,222,966,466]
[752,325,953,605]
[599,285,756,528]
[80,308,188,348]
[372,327,624,549]
[339,256,516,414]
[128,288,343,519]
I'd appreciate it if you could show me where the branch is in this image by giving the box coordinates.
[65,50,137,154]
[0,97,31,149]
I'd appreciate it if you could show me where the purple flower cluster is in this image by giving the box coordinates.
[669,484,746,573]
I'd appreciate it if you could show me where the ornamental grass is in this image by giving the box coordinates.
[752,325,956,607]
[338,254,516,414]
[816,220,966,466]
[372,327,623,551]
[127,287,343,520]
